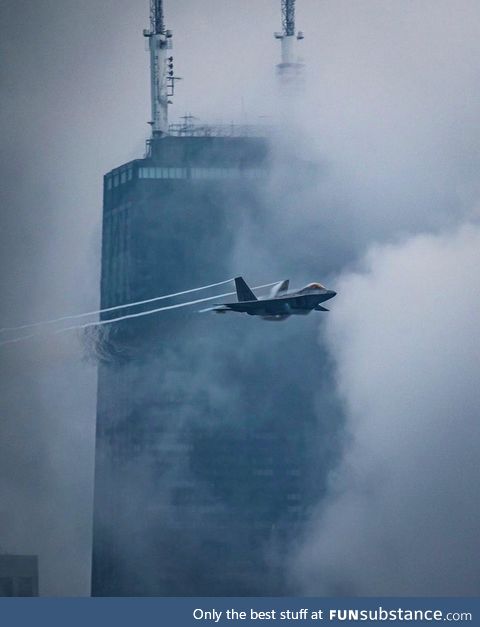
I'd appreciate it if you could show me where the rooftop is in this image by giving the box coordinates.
[163,122,271,139]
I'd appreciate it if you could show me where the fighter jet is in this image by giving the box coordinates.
[201,276,336,321]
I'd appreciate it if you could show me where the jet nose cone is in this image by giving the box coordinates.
[328,290,337,299]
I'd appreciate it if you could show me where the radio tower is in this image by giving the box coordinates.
[143,0,178,137]
[274,0,304,86]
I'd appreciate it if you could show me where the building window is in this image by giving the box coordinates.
[253,468,274,477]
[136,166,267,180]
[106,177,112,190]
[113,174,119,187]
[288,505,302,514]
[138,167,187,179]
[120,171,127,184]
[17,577,34,597]
[0,577,13,597]
[172,486,194,506]
[189,167,264,180]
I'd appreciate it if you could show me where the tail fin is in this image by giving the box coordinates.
[235,277,257,302]
[270,279,289,298]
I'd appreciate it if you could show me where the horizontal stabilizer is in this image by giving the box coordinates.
[314,305,329,312]
[198,305,230,314]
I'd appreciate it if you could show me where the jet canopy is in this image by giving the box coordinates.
[299,282,327,292]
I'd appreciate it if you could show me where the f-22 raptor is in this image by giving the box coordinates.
[202,277,337,321]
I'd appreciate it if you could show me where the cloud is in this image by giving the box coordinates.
[293,222,480,595]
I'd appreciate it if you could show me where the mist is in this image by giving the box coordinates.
[292,223,480,595]
[1,0,480,595]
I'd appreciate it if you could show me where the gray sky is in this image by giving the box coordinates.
[1,0,479,595]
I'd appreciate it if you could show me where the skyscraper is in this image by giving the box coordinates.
[91,0,330,596]
[0,555,39,597]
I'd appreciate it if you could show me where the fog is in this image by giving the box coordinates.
[293,224,480,595]
[0,0,479,595]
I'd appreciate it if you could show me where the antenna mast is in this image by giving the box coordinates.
[282,0,295,36]
[143,0,179,137]
[274,0,304,84]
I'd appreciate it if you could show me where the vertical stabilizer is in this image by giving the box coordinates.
[235,277,258,302]
[270,280,289,297]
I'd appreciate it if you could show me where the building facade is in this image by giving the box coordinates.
[0,555,38,597]
[91,129,327,595]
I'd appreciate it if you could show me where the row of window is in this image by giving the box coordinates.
[106,168,134,190]
[106,166,265,188]
[139,166,265,180]
[139,167,186,179]
[0,576,36,597]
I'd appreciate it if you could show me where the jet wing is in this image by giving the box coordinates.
[198,305,231,314]
[199,300,262,314]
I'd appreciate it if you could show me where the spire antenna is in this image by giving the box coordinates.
[143,1,180,137]
[282,0,296,36]
[274,0,304,86]
[151,0,165,34]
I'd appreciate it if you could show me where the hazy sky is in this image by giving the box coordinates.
[1,0,479,595]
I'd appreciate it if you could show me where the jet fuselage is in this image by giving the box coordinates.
[205,278,337,321]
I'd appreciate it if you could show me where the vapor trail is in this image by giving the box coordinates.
[0,277,236,334]
[0,282,278,347]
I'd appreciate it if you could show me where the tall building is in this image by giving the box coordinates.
[91,0,330,596]
[0,555,39,597]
